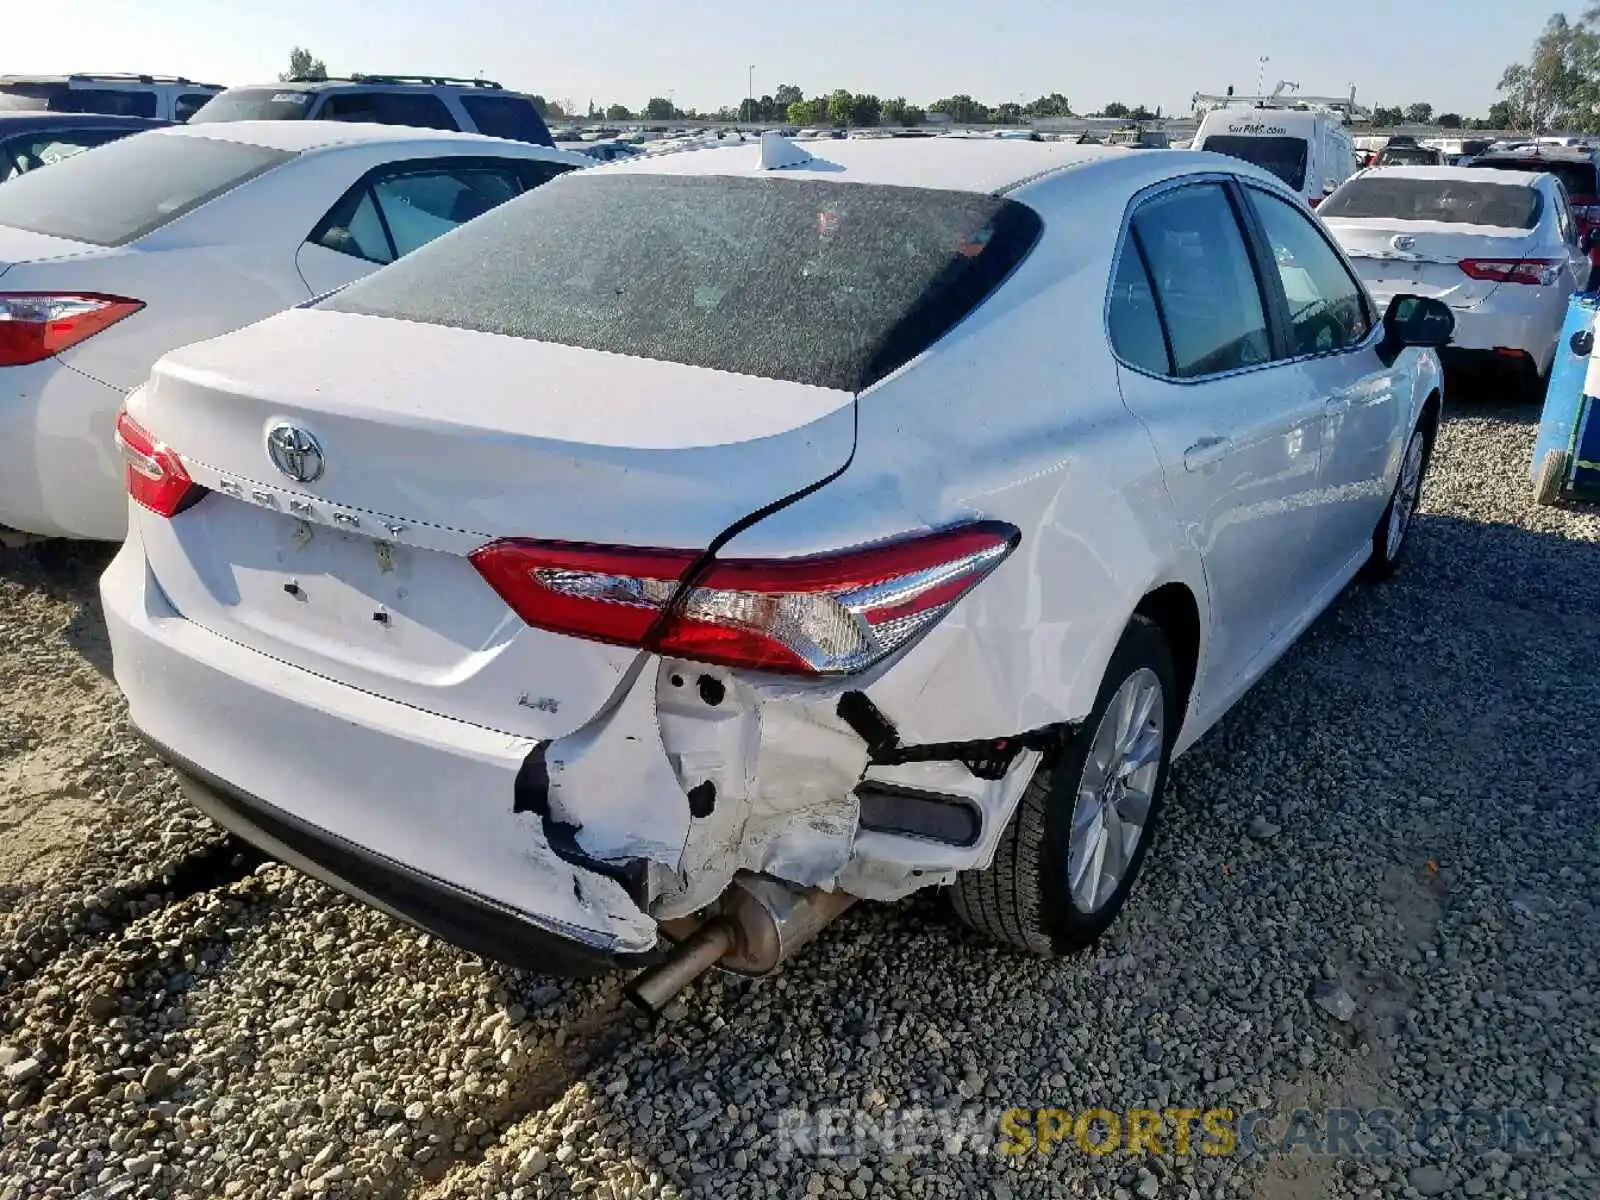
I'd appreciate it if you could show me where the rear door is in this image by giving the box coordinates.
[1110,177,1326,697]
[296,157,535,296]
[1241,183,1406,579]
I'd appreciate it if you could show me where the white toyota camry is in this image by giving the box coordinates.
[0,121,585,543]
[102,135,1451,1009]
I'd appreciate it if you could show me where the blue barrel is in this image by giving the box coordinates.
[1532,294,1600,500]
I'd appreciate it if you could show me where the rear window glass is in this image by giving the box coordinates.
[1468,157,1599,198]
[1200,135,1309,191]
[0,133,293,246]
[1321,177,1542,229]
[321,174,1042,392]
[187,87,315,123]
[459,94,555,147]
[1375,147,1438,166]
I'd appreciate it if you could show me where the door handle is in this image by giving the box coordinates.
[1183,436,1233,472]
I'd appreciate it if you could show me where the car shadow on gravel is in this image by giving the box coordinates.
[0,540,118,680]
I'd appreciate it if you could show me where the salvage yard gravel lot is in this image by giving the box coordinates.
[1,394,1597,1200]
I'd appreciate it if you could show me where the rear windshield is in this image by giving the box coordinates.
[1467,157,1599,199]
[1200,135,1309,191]
[1376,146,1438,166]
[187,87,316,123]
[321,174,1043,392]
[0,133,293,246]
[1320,177,1542,229]
[459,94,555,147]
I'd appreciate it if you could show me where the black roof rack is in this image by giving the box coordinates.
[62,73,222,87]
[290,74,505,90]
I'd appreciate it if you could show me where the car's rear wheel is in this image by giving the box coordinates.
[951,617,1178,954]
[1361,421,1429,581]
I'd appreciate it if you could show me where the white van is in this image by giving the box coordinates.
[1194,107,1356,207]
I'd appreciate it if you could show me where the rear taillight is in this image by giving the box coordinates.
[470,522,1021,675]
[0,293,143,367]
[1459,258,1562,286]
[114,410,202,518]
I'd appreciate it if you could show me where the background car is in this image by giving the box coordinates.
[571,140,642,163]
[187,75,556,147]
[1465,145,1600,271]
[100,136,1450,1010]
[0,73,221,122]
[0,112,169,180]
[1375,143,1444,167]
[1320,165,1586,395]
[0,121,586,542]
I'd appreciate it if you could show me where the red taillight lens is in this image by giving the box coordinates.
[1459,258,1562,286]
[114,410,201,518]
[0,293,143,367]
[470,522,1021,675]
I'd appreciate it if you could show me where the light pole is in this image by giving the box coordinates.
[668,88,676,118]
[747,64,755,125]
[1256,56,1269,101]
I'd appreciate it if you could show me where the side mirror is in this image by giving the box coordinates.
[1377,295,1454,366]
[1581,227,1600,254]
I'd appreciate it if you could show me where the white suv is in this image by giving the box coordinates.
[101,136,1451,1009]
[188,75,556,147]
[0,74,223,122]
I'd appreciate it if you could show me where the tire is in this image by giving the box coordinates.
[1533,448,1569,507]
[951,616,1179,955]
[1361,420,1429,582]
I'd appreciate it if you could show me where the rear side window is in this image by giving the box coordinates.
[61,89,157,118]
[1201,135,1309,192]
[310,163,532,264]
[459,94,555,147]
[320,92,458,130]
[1128,183,1271,379]
[0,133,293,246]
[320,174,1043,392]
[1107,241,1170,375]
[1320,177,1542,229]
[187,87,315,123]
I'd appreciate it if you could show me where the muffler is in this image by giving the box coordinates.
[625,874,856,1015]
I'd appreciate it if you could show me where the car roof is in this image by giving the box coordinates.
[153,119,538,154]
[0,112,170,132]
[1359,165,1548,187]
[601,137,1142,194]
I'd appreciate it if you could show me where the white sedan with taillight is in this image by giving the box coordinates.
[0,120,584,543]
[1320,165,1588,394]
[103,135,1453,1009]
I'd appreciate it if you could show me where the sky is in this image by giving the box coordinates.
[13,0,1554,119]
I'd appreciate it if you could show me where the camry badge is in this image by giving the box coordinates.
[266,423,325,484]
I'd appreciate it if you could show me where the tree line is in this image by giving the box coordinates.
[277,49,1528,130]
[1497,9,1600,131]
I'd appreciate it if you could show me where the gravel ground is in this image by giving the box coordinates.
[0,394,1597,1200]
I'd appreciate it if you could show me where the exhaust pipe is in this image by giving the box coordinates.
[625,875,856,1015]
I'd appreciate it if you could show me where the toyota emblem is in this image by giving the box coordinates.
[1391,234,1416,252]
[266,424,325,484]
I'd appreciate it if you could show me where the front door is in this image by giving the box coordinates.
[1109,179,1326,698]
[1241,183,1410,577]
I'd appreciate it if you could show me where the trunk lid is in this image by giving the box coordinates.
[0,224,108,279]
[128,308,857,740]
[1326,218,1536,310]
